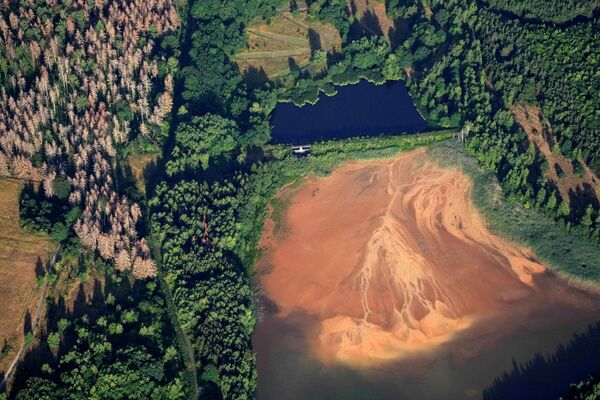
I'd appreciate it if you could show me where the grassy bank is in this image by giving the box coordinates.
[428,141,600,287]
[266,129,455,174]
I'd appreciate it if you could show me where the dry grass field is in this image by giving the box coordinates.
[234,12,341,81]
[0,180,55,373]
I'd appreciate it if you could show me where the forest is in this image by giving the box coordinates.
[482,0,600,23]
[6,239,190,399]
[0,0,599,398]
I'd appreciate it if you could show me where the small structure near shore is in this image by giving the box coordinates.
[291,144,311,155]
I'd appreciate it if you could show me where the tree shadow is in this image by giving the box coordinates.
[142,157,159,197]
[76,254,86,276]
[144,157,168,202]
[34,257,45,279]
[22,311,31,336]
[288,57,307,80]
[387,18,409,48]
[242,65,269,90]
[308,28,322,54]
[568,183,599,222]
[115,156,143,204]
[483,321,600,400]
[360,9,384,37]
[347,0,385,39]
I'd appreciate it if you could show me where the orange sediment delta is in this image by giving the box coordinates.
[257,148,597,367]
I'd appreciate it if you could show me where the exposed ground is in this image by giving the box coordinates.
[257,149,599,366]
[348,0,395,38]
[511,104,600,205]
[0,180,55,374]
[234,12,341,81]
[127,153,159,195]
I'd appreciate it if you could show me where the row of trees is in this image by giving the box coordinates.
[150,2,279,397]
[150,171,258,398]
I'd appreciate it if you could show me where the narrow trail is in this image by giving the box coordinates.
[156,273,200,400]
[234,48,310,60]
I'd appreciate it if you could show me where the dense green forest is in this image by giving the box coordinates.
[8,242,189,399]
[2,0,600,398]
[482,0,600,23]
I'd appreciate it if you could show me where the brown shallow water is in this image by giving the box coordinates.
[254,149,600,399]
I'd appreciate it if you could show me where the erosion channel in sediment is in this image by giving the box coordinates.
[256,148,599,367]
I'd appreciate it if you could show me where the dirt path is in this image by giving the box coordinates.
[257,149,599,366]
[247,29,309,46]
[234,48,311,60]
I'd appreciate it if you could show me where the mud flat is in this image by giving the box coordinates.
[255,148,600,394]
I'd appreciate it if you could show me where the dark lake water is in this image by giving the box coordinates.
[270,80,427,144]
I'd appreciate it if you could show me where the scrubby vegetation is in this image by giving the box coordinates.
[562,375,600,400]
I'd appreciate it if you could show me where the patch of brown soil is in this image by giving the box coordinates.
[0,180,55,373]
[423,4,433,18]
[348,0,395,38]
[511,104,600,204]
[257,149,597,366]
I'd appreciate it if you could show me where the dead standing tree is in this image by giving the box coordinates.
[0,0,180,277]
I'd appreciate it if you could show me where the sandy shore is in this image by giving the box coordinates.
[257,148,598,366]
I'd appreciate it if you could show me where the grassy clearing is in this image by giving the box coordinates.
[127,153,159,195]
[234,12,341,80]
[0,180,55,374]
[247,29,309,46]
[428,141,600,287]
